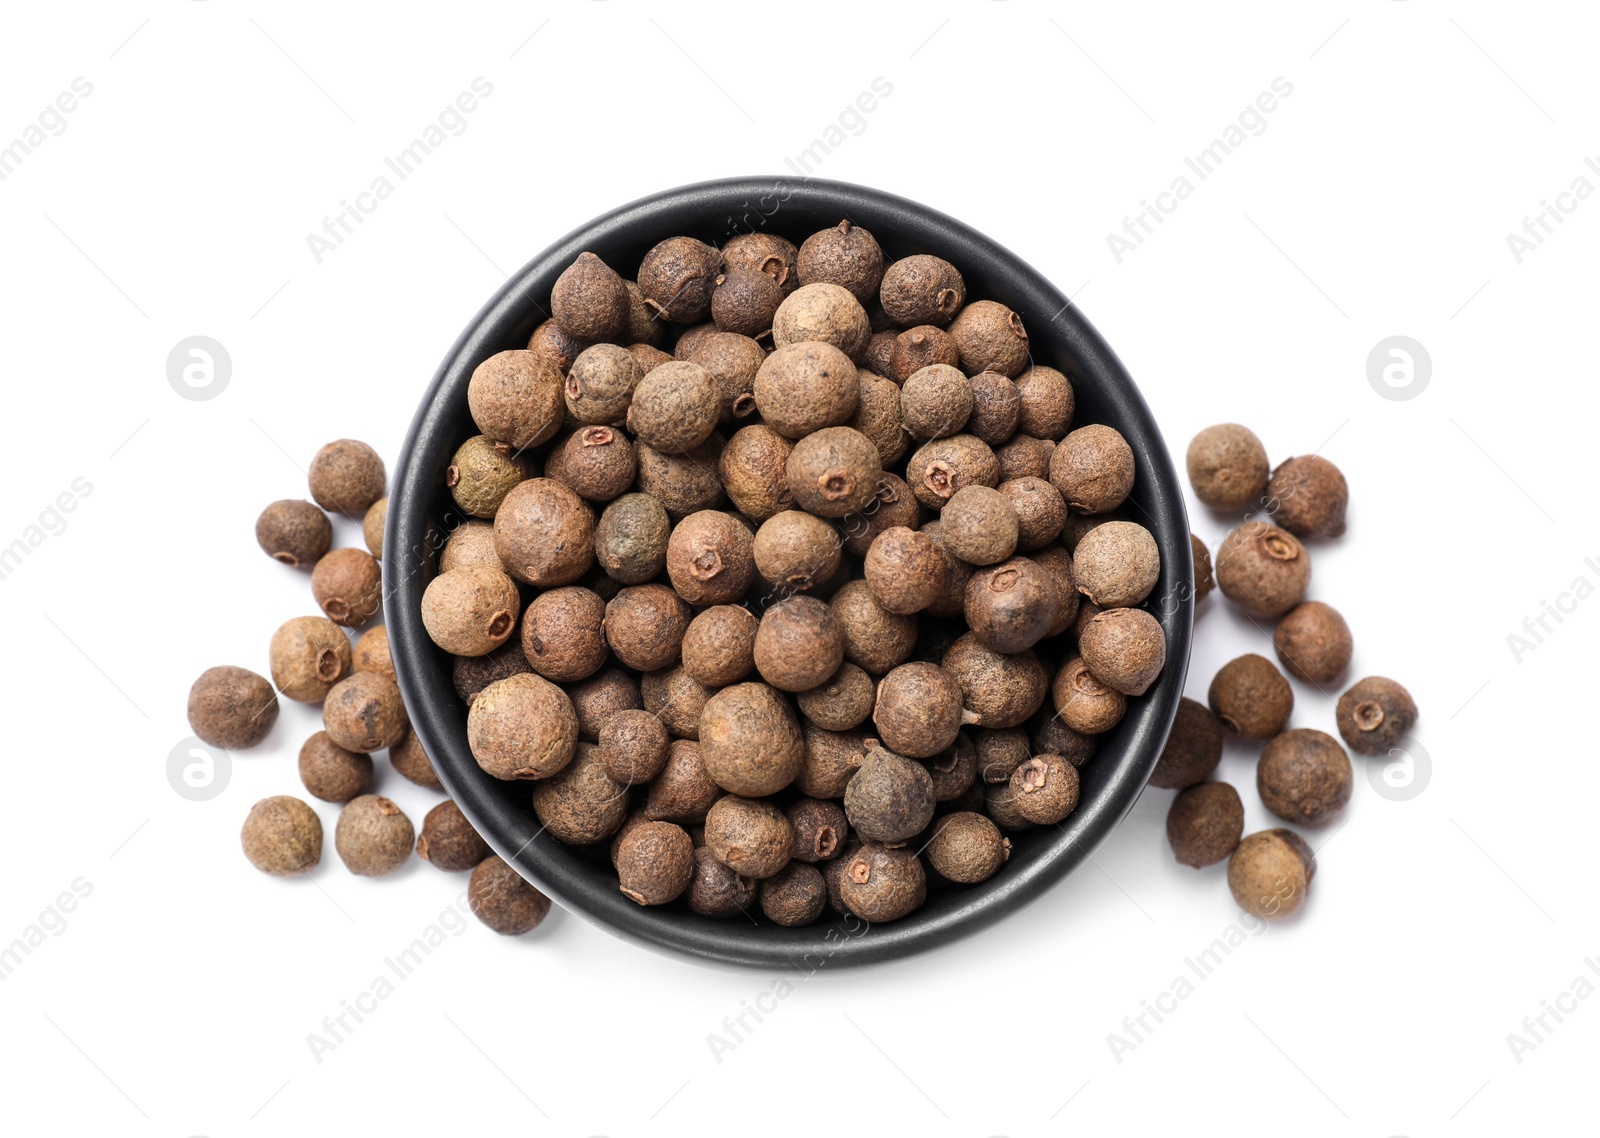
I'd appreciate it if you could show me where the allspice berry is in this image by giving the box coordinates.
[527,319,591,372]
[873,662,967,758]
[926,811,1009,883]
[787,798,848,861]
[1187,424,1269,509]
[786,426,882,518]
[687,331,767,422]
[942,633,1048,729]
[666,510,756,606]
[753,510,841,593]
[921,520,976,619]
[546,426,635,502]
[879,255,965,327]
[964,557,1059,655]
[469,855,552,934]
[521,586,608,682]
[722,231,799,295]
[530,742,629,844]
[705,795,794,879]
[1010,753,1079,824]
[760,863,826,926]
[617,821,695,905]
[568,666,642,741]
[864,329,897,377]
[999,477,1067,551]
[1335,676,1417,756]
[1049,424,1135,514]
[967,371,1022,446]
[638,236,722,323]
[1215,523,1310,618]
[685,846,758,918]
[1258,728,1352,824]
[335,795,413,876]
[1032,713,1098,768]
[551,251,630,341]
[645,739,721,824]
[421,565,521,657]
[900,364,973,440]
[1274,601,1352,685]
[629,336,673,372]
[469,350,565,451]
[850,369,909,467]
[1268,455,1349,538]
[864,526,947,615]
[995,433,1054,483]
[753,596,845,693]
[390,728,442,790]
[597,708,671,786]
[493,478,595,588]
[441,520,499,573]
[939,486,1019,566]
[624,280,664,346]
[753,342,859,438]
[797,220,884,304]
[594,492,670,585]
[241,796,322,875]
[889,326,960,383]
[948,300,1029,377]
[641,666,713,739]
[323,671,408,754]
[840,843,926,922]
[839,471,919,557]
[189,665,279,749]
[682,605,759,688]
[796,663,874,731]
[1052,656,1127,735]
[627,361,721,453]
[311,548,382,626]
[906,434,1000,509]
[256,499,332,568]
[466,673,578,780]
[831,579,918,674]
[674,322,720,360]
[843,749,935,843]
[565,343,641,425]
[1014,365,1074,439]
[1228,829,1315,921]
[1149,697,1223,789]
[1073,520,1160,607]
[299,731,372,803]
[363,497,386,557]
[711,268,783,337]
[1078,608,1166,697]
[605,584,692,672]
[1209,654,1294,740]
[269,616,351,703]
[771,282,870,357]
[719,424,796,521]
[1192,533,1215,602]
[417,800,492,872]
[975,727,1033,784]
[698,682,805,796]
[1166,781,1244,868]
[309,439,386,517]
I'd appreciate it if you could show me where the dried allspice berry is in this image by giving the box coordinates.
[562,669,638,744]
[421,565,521,657]
[638,236,722,323]
[241,796,322,875]
[594,493,670,585]
[363,497,386,558]
[965,371,1021,447]
[840,472,920,558]
[1073,521,1159,607]
[624,280,664,346]
[949,300,1030,378]
[879,255,965,327]
[466,673,577,779]
[1167,781,1244,868]
[666,510,756,606]
[920,521,975,619]
[864,526,948,615]
[964,557,1059,655]
[551,251,630,340]
[722,231,799,295]
[796,663,875,731]
[687,332,767,423]
[531,742,629,844]
[322,671,408,753]
[417,800,492,872]
[942,633,1047,729]
[844,749,935,843]
[1149,697,1223,789]
[797,220,884,304]
[299,731,372,803]
[469,350,565,451]
[1013,366,1074,439]
[926,811,1009,883]
[1335,676,1417,756]
[873,662,968,758]
[597,708,671,786]
[681,605,759,688]
[786,426,882,518]
[309,439,386,517]
[645,739,721,824]
[627,360,721,453]
[1031,713,1098,769]
[995,433,1054,483]
[849,370,909,468]
[698,682,805,796]
[753,509,841,593]
[939,486,1019,566]
[1187,424,1269,509]
[1049,424,1135,514]
[335,795,413,876]
[527,319,591,372]
[256,499,332,568]
[899,364,973,441]
[975,728,1032,784]
[787,798,848,861]
[1052,656,1127,735]
[1079,608,1166,697]
[440,520,498,573]
[629,337,673,374]
[1010,753,1079,824]
[1209,654,1294,739]
[269,616,351,703]
[546,426,635,503]
[565,343,640,425]
[1228,829,1315,921]
[493,478,595,588]
[685,846,758,918]
[831,579,918,675]
[840,843,926,922]
[641,665,713,739]
[753,342,860,438]
[863,329,897,377]
[889,326,960,383]
[771,282,870,358]
[997,478,1067,553]
[674,322,720,360]
[906,434,1000,510]
[705,795,794,879]
[760,863,826,926]
[189,665,279,749]
[753,596,845,693]
[1258,728,1352,824]
[1274,601,1352,684]
[1215,523,1310,618]
[311,548,382,626]
[617,821,695,905]
[605,584,692,672]
[711,268,783,337]
[639,436,729,517]
[1268,454,1348,539]
[719,424,796,521]
[521,586,608,682]
[1192,533,1215,602]
[469,855,552,934]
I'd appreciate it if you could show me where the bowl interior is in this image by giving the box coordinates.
[386,177,1192,968]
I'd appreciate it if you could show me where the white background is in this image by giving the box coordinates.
[1,2,1595,1135]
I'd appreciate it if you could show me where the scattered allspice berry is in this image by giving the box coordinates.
[298,731,372,803]
[1215,523,1310,619]
[1187,424,1269,509]
[241,796,323,875]
[1209,654,1294,740]
[1258,728,1352,825]
[308,439,386,517]
[256,499,332,568]
[351,625,392,679]
[1335,676,1417,756]
[363,497,386,557]
[1149,698,1224,789]
[1228,829,1315,921]
[416,800,492,872]
[1274,601,1353,685]
[1192,533,1215,602]
[189,665,279,749]
[1166,781,1244,868]
[335,795,413,876]
[926,811,1009,883]
[268,615,351,703]
[616,820,695,905]
[469,855,552,935]
[311,548,382,626]
[1267,454,1348,538]
[323,671,408,754]
[390,728,442,790]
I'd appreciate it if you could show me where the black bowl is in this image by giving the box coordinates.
[386,177,1192,968]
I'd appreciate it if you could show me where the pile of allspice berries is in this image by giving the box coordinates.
[1167,425,1417,921]
[415,220,1173,928]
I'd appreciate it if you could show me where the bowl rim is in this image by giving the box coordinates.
[386,175,1192,969]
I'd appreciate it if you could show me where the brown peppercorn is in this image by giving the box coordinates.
[840,842,926,922]
[785,426,882,519]
[698,682,804,796]
[1013,366,1074,439]
[926,811,1009,883]
[440,520,498,573]
[617,821,695,905]
[1079,608,1166,697]
[417,800,492,872]
[796,725,869,798]
[638,236,722,323]
[389,727,442,789]
[754,342,860,438]
[645,739,721,824]
[626,360,721,454]
[1268,454,1349,538]
[787,797,848,861]
[939,486,1019,566]
[771,282,870,357]
[1209,654,1294,739]
[641,665,713,739]
[469,350,565,451]
[1192,533,1216,602]
[995,433,1054,483]
[1274,601,1353,685]
[1187,424,1270,509]
[831,578,918,674]
[624,280,665,346]
[1072,520,1160,608]
[844,748,936,843]
[1149,697,1223,789]
[299,731,372,803]
[849,369,909,468]
[796,662,875,731]
[879,255,965,326]
[256,499,332,568]
[518,586,606,682]
[666,510,756,606]
[1167,781,1244,868]
[760,862,826,926]
[546,426,635,503]
[551,251,629,340]
[873,662,967,758]
[309,439,386,517]
[335,795,413,876]
[1335,676,1417,756]
[527,319,591,372]
[597,708,671,786]
[941,633,1048,729]
[421,565,521,657]
[189,665,278,750]
[531,742,628,844]
[974,727,1031,784]
[1010,753,1079,824]
[1258,728,1352,824]
[593,493,670,585]
[681,605,759,688]
[320,671,407,754]
[605,584,691,672]
[569,667,642,741]
[1049,424,1135,515]
[711,268,783,337]
[705,795,794,879]
[753,596,845,693]
[719,424,795,522]
[722,231,799,295]
[493,478,594,588]
[840,472,921,558]
[685,846,758,918]
[753,510,840,593]
[864,526,948,615]
[469,855,552,934]
[466,673,577,780]
[636,436,728,517]
[964,556,1059,655]
[797,220,884,304]
[241,796,323,875]
[1228,829,1315,921]
[948,300,1029,377]
[900,363,974,441]
[906,434,1000,510]
[269,616,352,703]
[1215,523,1310,618]
[889,325,961,383]
[1052,655,1127,735]
[311,548,382,627]
[564,343,640,425]
[686,331,767,423]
